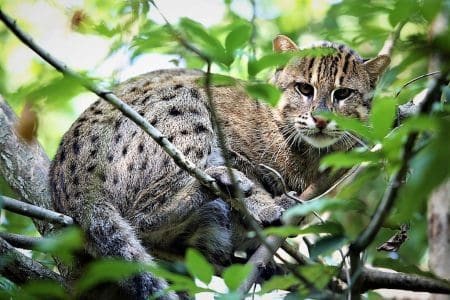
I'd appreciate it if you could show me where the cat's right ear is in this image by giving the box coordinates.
[273,35,298,52]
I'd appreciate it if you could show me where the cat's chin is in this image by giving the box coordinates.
[301,133,340,148]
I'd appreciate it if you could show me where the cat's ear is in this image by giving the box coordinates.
[364,55,390,86]
[273,35,298,52]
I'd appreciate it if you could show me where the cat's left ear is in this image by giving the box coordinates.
[364,55,390,86]
[273,35,298,52]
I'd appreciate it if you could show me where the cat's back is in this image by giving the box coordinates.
[50,68,223,216]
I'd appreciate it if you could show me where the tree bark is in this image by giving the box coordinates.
[0,237,66,287]
[0,96,53,235]
[428,181,450,300]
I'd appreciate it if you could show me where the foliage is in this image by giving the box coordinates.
[0,0,449,299]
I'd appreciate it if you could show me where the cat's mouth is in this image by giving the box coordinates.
[301,132,341,148]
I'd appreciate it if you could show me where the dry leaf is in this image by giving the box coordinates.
[377,224,409,252]
[15,102,38,143]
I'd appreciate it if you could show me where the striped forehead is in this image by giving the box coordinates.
[301,44,363,87]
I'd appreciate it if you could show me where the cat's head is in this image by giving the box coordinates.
[272,35,390,149]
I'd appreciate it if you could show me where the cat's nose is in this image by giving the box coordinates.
[311,115,329,130]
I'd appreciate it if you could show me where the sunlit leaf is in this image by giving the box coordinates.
[222,264,252,291]
[420,0,442,21]
[148,265,206,294]
[179,18,232,66]
[185,249,214,284]
[370,98,396,141]
[320,150,381,170]
[245,83,281,106]
[76,260,143,293]
[322,112,373,141]
[35,227,83,264]
[247,53,293,77]
[299,264,338,289]
[196,74,237,87]
[225,23,252,54]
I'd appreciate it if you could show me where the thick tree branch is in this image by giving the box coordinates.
[0,238,67,287]
[1,195,73,226]
[0,232,44,250]
[0,96,53,235]
[359,268,450,294]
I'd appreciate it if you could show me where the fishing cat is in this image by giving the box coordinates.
[49,35,389,299]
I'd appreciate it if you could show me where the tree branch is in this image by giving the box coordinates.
[0,232,44,250]
[0,96,53,235]
[1,195,73,226]
[359,268,450,294]
[0,238,67,287]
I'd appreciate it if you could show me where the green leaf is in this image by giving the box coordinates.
[309,235,347,259]
[215,292,242,300]
[35,227,83,264]
[367,291,385,300]
[185,248,214,284]
[179,18,232,66]
[299,264,338,289]
[282,198,358,224]
[10,74,85,109]
[421,0,442,21]
[76,260,143,293]
[320,150,381,170]
[222,264,253,291]
[388,0,418,26]
[264,221,344,237]
[148,266,206,294]
[225,24,252,54]
[260,274,299,293]
[397,125,450,221]
[370,98,397,141]
[245,83,281,106]
[248,47,337,77]
[322,112,373,141]
[16,280,66,300]
[247,53,293,77]
[196,74,237,87]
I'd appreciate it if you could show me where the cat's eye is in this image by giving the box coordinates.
[294,82,314,97]
[334,88,353,101]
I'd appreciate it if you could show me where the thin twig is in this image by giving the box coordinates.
[395,71,441,97]
[378,22,404,57]
[1,195,74,225]
[0,8,226,202]
[248,0,257,63]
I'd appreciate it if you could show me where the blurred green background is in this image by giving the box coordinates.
[0,0,448,298]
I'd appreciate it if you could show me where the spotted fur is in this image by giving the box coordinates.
[49,36,389,299]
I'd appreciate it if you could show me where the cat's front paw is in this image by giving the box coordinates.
[276,191,299,210]
[205,166,253,197]
[120,272,177,300]
[258,205,285,226]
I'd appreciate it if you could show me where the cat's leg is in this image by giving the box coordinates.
[77,201,177,300]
